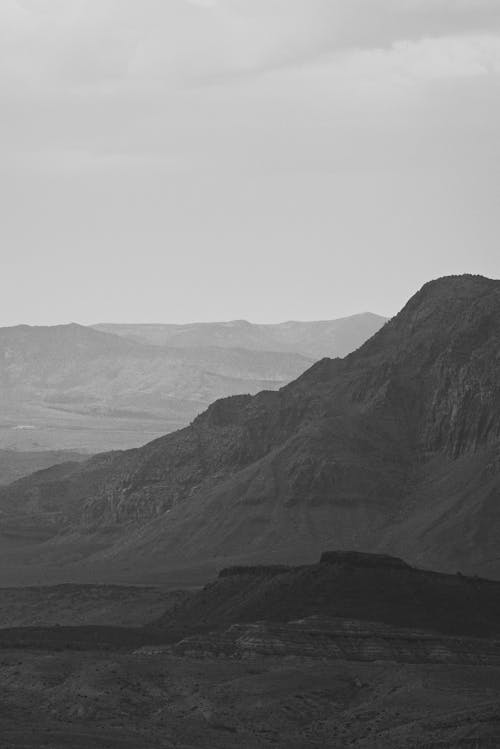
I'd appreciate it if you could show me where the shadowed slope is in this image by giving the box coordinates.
[155,551,500,639]
[0,275,499,583]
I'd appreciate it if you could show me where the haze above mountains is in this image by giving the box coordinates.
[1,275,499,586]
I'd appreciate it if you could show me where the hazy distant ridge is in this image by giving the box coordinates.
[0,313,384,453]
[94,313,386,360]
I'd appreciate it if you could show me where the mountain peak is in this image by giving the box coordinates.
[352,274,499,360]
[398,274,499,321]
[417,275,498,335]
[417,273,497,296]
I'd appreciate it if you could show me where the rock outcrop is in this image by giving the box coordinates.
[154,552,500,640]
[171,617,500,666]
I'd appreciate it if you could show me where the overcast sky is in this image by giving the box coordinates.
[1,0,499,325]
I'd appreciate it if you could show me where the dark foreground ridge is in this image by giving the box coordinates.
[219,553,411,579]
[3,551,500,653]
[3,552,500,748]
[155,550,500,640]
[150,550,500,669]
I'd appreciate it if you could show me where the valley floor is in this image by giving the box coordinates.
[1,651,500,748]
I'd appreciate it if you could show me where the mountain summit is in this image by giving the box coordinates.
[1,275,499,584]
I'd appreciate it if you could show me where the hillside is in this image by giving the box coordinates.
[0,585,186,629]
[0,323,313,452]
[0,315,384,454]
[3,552,500,747]
[155,552,500,639]
[0,274,499,584]
[94,312,386,360]
[0,449,87,485]
[3,645,500,748]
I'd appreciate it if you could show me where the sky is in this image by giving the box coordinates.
[1,0,500,326]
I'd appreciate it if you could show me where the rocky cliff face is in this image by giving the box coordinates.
[148,552,500,666]
[1,275,499,583]
[171,617,500,667]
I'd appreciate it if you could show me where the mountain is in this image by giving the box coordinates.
[0,449,86,485]
[0,315,385,453]
[94,312,386,360]
[0,274,499,584]
[0,323,313,452]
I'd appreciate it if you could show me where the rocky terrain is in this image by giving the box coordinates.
[2,650,499,748]
[0,276,500,584]
[156,553,500,667]
[169,617,500,666]
[2,552,500,748]
[153,552,500,638]
[0,274,498,585]
[0,584,188,628]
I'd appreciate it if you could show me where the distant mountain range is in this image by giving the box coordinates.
[0,313,385,454]
[94,314,386,360]
[0,275,498,585]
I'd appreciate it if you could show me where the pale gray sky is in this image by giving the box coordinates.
[1,0,499,325]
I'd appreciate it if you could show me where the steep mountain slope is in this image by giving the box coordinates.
[95,312,386,359]
[0,323,312,452]
[0,275,499,583]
